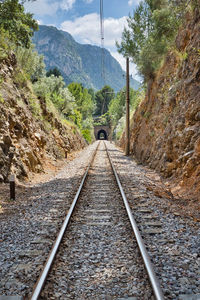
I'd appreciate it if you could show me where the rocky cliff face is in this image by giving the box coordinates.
[121,9,200,199]
[0,54,86,182]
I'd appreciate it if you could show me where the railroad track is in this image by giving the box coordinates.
[30,141,164,300]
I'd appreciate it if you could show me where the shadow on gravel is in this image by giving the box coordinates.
[0,170,85,219]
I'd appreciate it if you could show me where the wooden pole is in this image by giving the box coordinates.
[9,174,15,200]
[125,57,130,156]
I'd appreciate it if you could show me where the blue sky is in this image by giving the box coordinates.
[25,0,141,78]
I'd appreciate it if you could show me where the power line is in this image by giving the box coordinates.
[100,0,105,84]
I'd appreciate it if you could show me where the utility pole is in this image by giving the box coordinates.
[125,57,130,156]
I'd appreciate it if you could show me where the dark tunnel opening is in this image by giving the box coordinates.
[97,130,108,140]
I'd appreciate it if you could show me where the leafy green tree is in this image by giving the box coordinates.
[95,85,115,116]
[68,82,94,120]
[67,82,95,142]
[46,67,62,78]
[88,88,95,102]
[116,0,181,81]
[33,75,75,117]
[109,87,139,128]
[0,0,38,48]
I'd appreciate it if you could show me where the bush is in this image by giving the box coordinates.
[0,28,14,61]
[28,97,42,117]
[16,46,45,82]
[81,129,92,143]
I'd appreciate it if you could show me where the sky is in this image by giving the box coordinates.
[25,0,141,80]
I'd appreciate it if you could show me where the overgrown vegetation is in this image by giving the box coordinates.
[0,0,38,48]
[109,87,144,140]
[116,0,195,82]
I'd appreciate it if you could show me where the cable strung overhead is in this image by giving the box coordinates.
[100,0,105,82]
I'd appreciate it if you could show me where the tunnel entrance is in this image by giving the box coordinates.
[97,129,107,140]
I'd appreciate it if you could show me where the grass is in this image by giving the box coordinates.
[13,70,28,88]
[28,96,42,118]
[0,93,4,103]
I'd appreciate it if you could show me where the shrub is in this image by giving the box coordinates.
[81,129,92,143]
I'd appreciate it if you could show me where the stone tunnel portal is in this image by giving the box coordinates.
[97,129,108,140]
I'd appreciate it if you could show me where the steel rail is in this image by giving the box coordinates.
[30,142,100,300]
[105,141,164,300]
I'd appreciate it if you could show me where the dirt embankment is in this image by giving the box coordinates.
[121,9,200,200]
[0,53,86,182]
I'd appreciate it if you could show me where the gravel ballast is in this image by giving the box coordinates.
[0,141,199,299]
[106,141,200,300]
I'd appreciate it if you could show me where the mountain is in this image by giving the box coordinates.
[33,25,140,91]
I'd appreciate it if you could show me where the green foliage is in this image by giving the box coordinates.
[13,69,28,88]
[16,45,45,82]
[88,88,95,102]
[67,82,95,142]
[115,116,126,140]
[46,67,62,78]
[33,75,75,117]
[109,87,142,127]
[108,87,144,140]
[0,93,4,103]
[68,82,94,120]
[0,28,15,61]
[117,0,184,81]
[95,85,115,116]
[69,109,82,129]
[0,0,38,48]
[33,75,64,98]
[81,129,92,143]
[28,96,42,117]
[94,112,111,126]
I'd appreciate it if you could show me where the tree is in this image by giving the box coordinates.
[109,87,138,127]
[88,88,95,102]
[46,67,62,78]
[95,85,115,116]
[0,0,38,48]
[68,82,94,120]
[33,75,76,117]
[116,0,181,81]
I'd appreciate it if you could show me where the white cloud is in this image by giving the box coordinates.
[61,13,127,48]
[25,0,59,16]
[128,0,141,5]
[25,0,76,16]
[84,0,94,3]
[36,19,43,25]
[60,0,76,11]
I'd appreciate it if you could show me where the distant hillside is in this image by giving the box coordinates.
[33,25,140,91]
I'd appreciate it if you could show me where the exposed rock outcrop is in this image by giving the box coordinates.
[121,9,200,199]
[0,53,86,182]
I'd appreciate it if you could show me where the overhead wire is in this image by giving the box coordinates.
[100,0,105,84]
